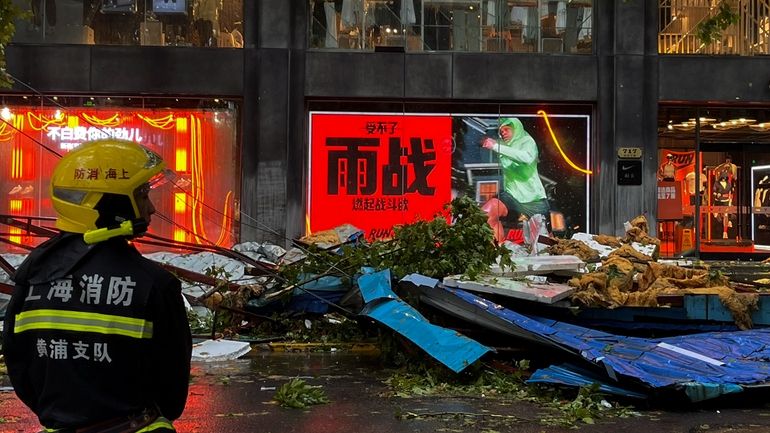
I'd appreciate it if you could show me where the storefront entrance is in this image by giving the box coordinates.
[658,106,770,259]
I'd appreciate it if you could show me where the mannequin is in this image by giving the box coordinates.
[194,0,222,46]
[714,155,738,180]
[658,153,676,181]
[755,175,770,207]
[712,160,736,240]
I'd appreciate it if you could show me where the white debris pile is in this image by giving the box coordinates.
[0,254,28,285]
[0,241,287,303]
[191,339,252,362]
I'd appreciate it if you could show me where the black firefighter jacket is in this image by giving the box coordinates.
[2,233,192,429]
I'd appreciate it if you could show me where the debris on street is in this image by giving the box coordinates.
[3,202,770,410]
[358,269,491,373]
[191,339,252,362]
[408,273,770,403]
[272,378,330,409]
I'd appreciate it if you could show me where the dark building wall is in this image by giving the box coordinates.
[241,0,308,245]
[305,51,597,101]
[659,56,770,102]
[595,0,660,235]
[5,45,243,95]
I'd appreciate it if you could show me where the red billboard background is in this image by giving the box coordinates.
[0,107,238,252]
[308,114,453,239]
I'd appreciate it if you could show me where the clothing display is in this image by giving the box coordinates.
[659,160,676,180]
[324,1,338,48]
[707,161,740,241]
[400,0,415,25]
[755,175,770,207]
[712,175,733,204]
[753,170,770,245]
[341,0,362,29]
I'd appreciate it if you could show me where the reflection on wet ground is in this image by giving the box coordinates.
[2,352,770,433]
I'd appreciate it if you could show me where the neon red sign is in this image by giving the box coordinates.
[309,114,452,239]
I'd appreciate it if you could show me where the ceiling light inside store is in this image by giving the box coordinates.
[750,122,770,131]
[672,122,695,131]
[668,117,717,132]
[712,118,756,130]
[688,117,716,124]
[1,107,11,121]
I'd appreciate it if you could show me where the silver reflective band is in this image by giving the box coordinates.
[15,309,153,339]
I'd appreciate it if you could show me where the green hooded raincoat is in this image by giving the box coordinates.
[492,118,547,204]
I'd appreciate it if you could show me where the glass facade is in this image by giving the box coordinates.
[0,97,240,253]
[12,0,243,47]
[659,0,770,56]
[658,106,770,258]
[309,0,593,53]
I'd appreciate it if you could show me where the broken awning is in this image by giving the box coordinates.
[358,270,491,373]
[405,274,770,402]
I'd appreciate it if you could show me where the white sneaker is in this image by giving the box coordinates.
[8,185,22,195]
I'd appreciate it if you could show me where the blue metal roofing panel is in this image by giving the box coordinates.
[359,270,491,373]
[412,277,770,401]
[357,269,398,303]
[527,364,648,399]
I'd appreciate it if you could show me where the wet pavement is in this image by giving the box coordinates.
[2,351,770,433]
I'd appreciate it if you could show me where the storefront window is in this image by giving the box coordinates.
[12,0,243,47]
[309,0,593,53]
[658,1,770,56]
[307,106,591,242]
[0,97,240,253]
[658,106,770,259]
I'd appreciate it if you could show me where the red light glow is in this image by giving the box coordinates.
[308,114,453,240]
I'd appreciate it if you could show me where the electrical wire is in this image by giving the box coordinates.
[0,73,373,318]
[2,74,319,257]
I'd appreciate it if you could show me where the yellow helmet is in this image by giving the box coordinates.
[50,139,168,234]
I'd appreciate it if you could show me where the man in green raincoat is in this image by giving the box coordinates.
[481,117,550,242]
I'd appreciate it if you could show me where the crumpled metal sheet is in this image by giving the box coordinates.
[409,273,770,402]
[358,270,491,373]
[527,364,648,399]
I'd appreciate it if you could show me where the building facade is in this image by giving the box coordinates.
[3,1,770,259]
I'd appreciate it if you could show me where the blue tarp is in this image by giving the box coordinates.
[246,273,348,315]
[407,274,770,402]
[527,364,648,399]
[358,270,491,373]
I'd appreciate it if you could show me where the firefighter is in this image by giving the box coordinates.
[3,139,192,433]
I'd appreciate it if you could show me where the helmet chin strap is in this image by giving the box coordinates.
[83,218,149,245]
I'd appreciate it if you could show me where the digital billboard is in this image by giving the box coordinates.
[0,106,239,252]
[308,111,591,241]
